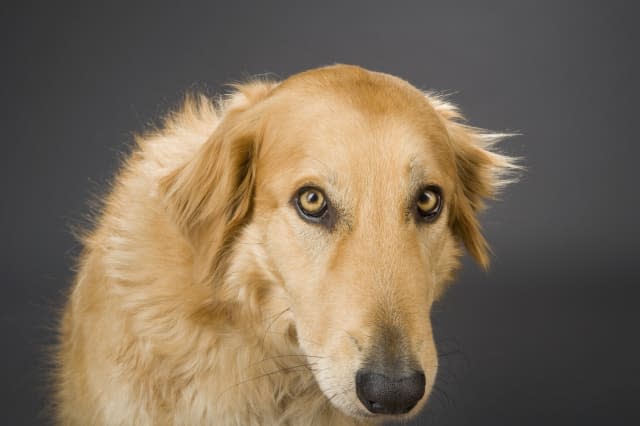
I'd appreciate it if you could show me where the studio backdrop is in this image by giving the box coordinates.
[2,1,638,425]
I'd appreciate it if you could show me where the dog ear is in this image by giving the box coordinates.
[159,81,277,282]
[427,94,519,269]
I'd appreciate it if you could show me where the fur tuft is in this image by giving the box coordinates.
[427,93,522,269]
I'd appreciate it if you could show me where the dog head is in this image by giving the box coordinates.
[161,65,517,421]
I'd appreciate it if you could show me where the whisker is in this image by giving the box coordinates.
[253,354,326,366]
[426,385,447,415]
[432,384,454,409]
[264,330,323,347]
[218,362,319,398]
[260,306,291,355]
[438,349,464,358]
[320,385,349,414]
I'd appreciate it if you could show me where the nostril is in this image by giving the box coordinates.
[356,369,426,415]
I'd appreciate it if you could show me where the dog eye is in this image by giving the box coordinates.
[416,186,443,221]
[296,187,328,219]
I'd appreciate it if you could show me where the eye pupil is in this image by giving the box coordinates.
[307,192,318,204]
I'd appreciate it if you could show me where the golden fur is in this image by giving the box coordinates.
[55,65,517,425]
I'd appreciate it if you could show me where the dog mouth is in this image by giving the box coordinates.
[340,401,422,422]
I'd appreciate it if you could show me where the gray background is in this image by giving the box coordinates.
[3,1,639,424]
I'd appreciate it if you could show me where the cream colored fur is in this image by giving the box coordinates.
[55,65,517,425]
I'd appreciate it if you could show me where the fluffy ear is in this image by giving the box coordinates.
[159,81,277,282]
[428,94,520,269]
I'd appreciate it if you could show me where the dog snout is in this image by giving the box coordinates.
[355,369,426,415]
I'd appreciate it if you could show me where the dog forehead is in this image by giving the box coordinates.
[274,65,432,117]
[259,76,451,188]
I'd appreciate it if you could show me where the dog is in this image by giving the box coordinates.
[55,65,517,425]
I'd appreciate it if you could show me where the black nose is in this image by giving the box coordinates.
[355,369,426,415]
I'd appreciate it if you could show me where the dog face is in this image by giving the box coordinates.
[160,65,515,421]
[254,71,461,419]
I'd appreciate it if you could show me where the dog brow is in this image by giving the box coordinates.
[305,157,338,187]
[407,157,426,192]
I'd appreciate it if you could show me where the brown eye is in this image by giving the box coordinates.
[416,186,442,221]
[296,187,328,218]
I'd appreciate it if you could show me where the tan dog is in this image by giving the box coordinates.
[55,65,517,425]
